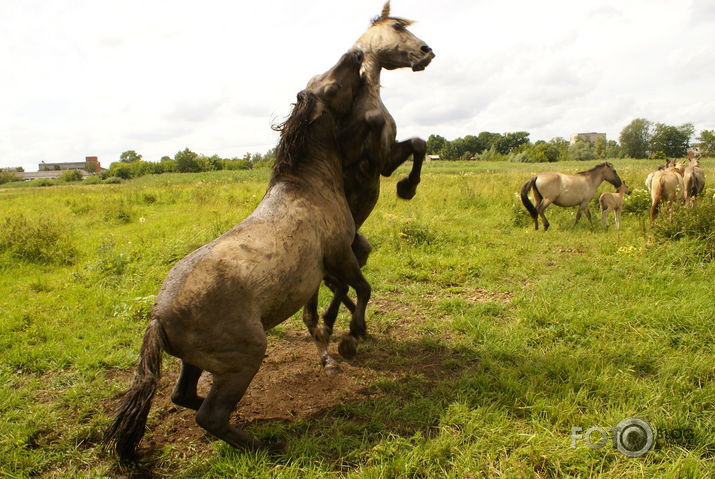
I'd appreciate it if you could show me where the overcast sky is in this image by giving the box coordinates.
[1,0,714,171]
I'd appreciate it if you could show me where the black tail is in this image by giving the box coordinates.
[520,176,539,221]
[104,319,165,462]
[689,180,700,199]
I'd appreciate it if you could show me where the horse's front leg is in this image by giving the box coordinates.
[382,137,426,200]
[302,290,340,374]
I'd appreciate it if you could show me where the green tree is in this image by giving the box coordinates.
[426,134,447,155]
[439,141,459,161]
[494,131,530,154]
[568,140,596,161]
[527,141,560,162]
[120,150,142,163]
[175,148,200,173]
[476,132,502,152]
[604,140,623,159]
[697,130,715,157]
[619,118,651,158]
[649,123,692,158]
[0,170,19,184]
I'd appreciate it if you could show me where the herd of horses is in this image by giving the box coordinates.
[520,157,707,231]
[104,2,707,463]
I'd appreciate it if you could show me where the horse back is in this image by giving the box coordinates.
[536,172,593,207]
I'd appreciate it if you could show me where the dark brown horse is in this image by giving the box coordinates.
[303,1,435,367]
[104,50,367,461]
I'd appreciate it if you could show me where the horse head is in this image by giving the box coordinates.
[305,49,364,118]
[618,182,631,195]
[354,2,434,71]
[602,162,623,188]
[273,50,364,178]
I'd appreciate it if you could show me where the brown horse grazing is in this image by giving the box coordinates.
[104,50,367,461]
[649,163,685,225]
[684,157,706,201]
[599,182,631,230]
[303,1,435,366]
[520,162,623,231]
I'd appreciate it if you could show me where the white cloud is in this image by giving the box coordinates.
[1,0,713,171]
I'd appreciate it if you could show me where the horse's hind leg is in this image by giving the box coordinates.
[302,290,340,374]
[535,197,552,231]
[172,361,204,410]
[194,330,280,451]
[329,257,372,360]
[320,232,371,335]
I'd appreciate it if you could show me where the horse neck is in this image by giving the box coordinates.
[356,50,384,102]
[586,167,608,189]
[294,118,344,186]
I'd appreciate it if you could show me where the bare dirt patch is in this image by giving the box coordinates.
[102,298,477,477]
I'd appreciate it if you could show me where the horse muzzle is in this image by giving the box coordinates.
[411,50,435,72]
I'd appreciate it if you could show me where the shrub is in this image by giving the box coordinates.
[508,152,532,163]
[0,214,77,264]
[652,197,715,260]
[622,188,651,215]
[58,170,83,182]
[104,177,122,184]
[512,193,531,226]
[397,220,437,246]
[0,170,20,184]
[83,175,102,184]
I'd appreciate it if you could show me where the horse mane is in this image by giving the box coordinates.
[371,2,413,26]
[271,91,319,179]
[576,162,612,175]
[371,16,414,27]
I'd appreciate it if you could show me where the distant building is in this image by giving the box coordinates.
[18,156,103,180]
[38,156,101,172]
[570,132,606,145]
[426,155,440,161]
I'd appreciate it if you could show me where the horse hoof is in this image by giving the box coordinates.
[396,178,417,200]
[323,357,341,375]
[338,337,358,359]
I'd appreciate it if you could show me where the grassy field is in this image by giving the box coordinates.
[1,159,713,478]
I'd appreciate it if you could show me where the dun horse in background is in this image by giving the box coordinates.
[520,162,623,231]
[648,160,685,224]
[104,50,366,461]
[303,1,435,368]
[684,157,706,201]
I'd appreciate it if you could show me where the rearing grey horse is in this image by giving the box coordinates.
[302,1,435,370]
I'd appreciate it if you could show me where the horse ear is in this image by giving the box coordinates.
[381,1,391,19]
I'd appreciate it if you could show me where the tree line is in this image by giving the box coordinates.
[104,148,276,180]
[427,120,714,162]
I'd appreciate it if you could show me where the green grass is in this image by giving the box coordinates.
[1,159,713,478]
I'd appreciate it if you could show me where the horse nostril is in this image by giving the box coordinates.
[421,45,432,53]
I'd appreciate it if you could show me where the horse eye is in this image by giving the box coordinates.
[392,23,404,31]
